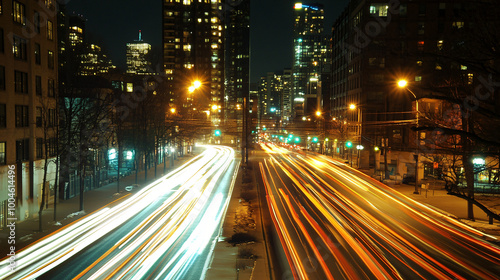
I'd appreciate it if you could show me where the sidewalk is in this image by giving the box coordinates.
[0,154,196,258]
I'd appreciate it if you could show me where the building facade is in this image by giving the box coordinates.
[224,0,250,121]
[330,0,487,178]
[162,0,225,125]
[0,0,59,225]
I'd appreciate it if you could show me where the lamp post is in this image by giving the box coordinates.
[398,79,420,194]
[315,110,326,154]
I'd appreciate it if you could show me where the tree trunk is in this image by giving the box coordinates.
[79,162,85,212]
[117,145,121,193]
[462,108,474,220]
[145,151,148,181]
[135,151,139,184]
[39,159,48,232]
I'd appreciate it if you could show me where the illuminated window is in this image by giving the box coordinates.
[435,63,442,70]
[437,40,444,51]
[48,50,54,69]
[183,0,191,4]
[127,83,133,92]
[183,44,191,51]
[416,60,423,66]
[417,41,424,51]
[461,65,468,70]
[47,20,53,40]
[453,21,464,29]
[468,73,474,85]
[12,36,27,60]
[13,1,25,25]
[415,76,422,82]
[0,0,2,15]
[369,4,388,16]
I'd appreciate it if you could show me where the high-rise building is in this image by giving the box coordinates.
[126,31,152,75]
[224,0,250,121]
[281,68,293,123]
[292,2,328,118]
[162,0,224,124]
[68,14,85,48]
[0,0,59,224]
[79,44,113,76]
[330,0,492,172]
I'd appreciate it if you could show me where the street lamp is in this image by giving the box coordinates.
[188,80,201,93]
[397,79,420,194]
[349,103,362,162]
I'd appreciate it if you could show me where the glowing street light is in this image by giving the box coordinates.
[397,78,419,194]
[349,103,356,110]
[188,80,202,93]
[170,108,176,114]
[397,79,408,88]
[315,110,322,117]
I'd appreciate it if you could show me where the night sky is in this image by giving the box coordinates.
[65,0,349,83]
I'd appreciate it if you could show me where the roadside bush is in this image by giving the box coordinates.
[240,191,256,202]
[228,232,256,245]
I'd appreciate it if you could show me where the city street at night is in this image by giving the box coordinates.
[2,0,500,279]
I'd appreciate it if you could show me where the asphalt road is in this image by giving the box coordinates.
[258,143,500,280]
[0,146,238,280]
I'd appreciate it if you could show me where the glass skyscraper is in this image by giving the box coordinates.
[292,2,328,118]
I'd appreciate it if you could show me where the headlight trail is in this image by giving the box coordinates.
[259,143,500,279]
[0,146,236,280]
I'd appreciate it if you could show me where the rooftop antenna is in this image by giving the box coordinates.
[139,30,142,41]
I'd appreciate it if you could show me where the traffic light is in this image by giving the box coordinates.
[214,129,221,136]
[345,141,353,148]
[294,137,301,144]
[312,137,319,143]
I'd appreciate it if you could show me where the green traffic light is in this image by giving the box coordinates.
[346,141,352,148]
[215,129,221,136]
[312,137,319,143]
